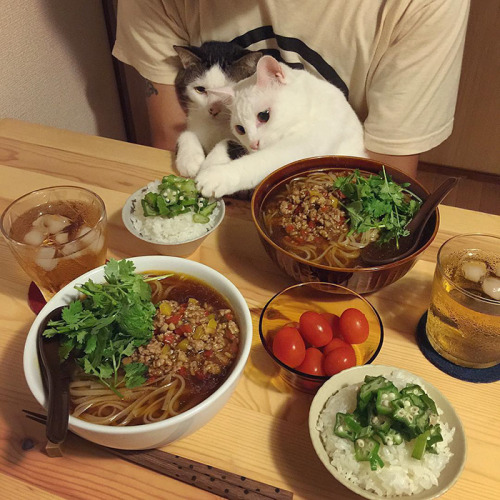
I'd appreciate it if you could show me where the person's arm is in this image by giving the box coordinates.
[145,81,186,151]
[366,150,419,179]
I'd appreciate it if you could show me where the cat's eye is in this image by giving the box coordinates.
[194,86,206,94]
[257,109,270,123]
[235,125,246,135]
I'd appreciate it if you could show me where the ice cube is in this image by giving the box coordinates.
[60,239,80,256]
[36,246,57,271]
[33,214,71,234]
[23,228,45,246]
[54,232,69,244]
[462,260,487,283]
[482,276,500,301]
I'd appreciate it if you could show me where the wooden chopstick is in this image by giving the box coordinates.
[23,409,293,499]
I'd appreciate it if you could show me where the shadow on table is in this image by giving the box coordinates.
[268,392,357,499]
[366,273,432,344]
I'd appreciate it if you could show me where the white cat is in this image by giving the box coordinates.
[173,42,261,178]
[196,55,367,198]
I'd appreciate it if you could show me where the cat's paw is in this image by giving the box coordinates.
[175,132,205,177]
[196,164,240,198]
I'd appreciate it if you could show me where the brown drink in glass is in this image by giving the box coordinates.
[426,234,500,368]
[1,186,108,299]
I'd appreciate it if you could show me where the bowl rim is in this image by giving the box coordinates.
[121,185,225,246]
[308,364,467,500]
[23,255,252,435]
[258,281,384,380]
[251,155,440,272]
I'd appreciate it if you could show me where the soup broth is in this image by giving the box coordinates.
[70,272,240,426]
[261,171,378,268]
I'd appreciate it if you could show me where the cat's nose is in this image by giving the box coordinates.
[250,140,260,151]
[209,103,221,116]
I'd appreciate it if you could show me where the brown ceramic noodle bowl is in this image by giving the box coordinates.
[251,156,439,294]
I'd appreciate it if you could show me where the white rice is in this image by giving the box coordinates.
[316,370,454,497]
[129,180,221,244]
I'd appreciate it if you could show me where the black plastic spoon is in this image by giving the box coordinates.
[361,177,459,266]
[37,305,72,445]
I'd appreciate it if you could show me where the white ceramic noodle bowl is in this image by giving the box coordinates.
[24,256,253,450]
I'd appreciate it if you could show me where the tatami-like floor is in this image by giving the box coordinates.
[417,163,500,216]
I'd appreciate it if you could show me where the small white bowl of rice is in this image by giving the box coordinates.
[122,178,225,257]
[309,365,466,500]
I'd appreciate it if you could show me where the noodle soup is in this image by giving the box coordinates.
[69,272,240,426]
[262,171,378,268]
[261,169,419,269]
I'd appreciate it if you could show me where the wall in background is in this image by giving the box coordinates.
[0,0,125,140]
[421,0,500,175]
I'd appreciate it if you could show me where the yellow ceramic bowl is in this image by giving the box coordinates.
[259,282,383,393]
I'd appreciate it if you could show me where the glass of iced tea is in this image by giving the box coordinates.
[426,233,500,368]
[0,186,108,300]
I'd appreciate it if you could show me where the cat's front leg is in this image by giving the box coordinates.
[200,139,232,172]
[175,131,206,177]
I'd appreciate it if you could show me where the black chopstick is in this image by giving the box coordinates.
[22,409,293,499]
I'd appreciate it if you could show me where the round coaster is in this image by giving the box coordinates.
[416,312,500,383]
[28,282,46,315]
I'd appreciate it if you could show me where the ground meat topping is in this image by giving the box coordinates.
[125,298,240,380]
[278,183,347,243]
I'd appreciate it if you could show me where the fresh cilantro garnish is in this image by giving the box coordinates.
[334,167,422,246]
[43,259,156,396]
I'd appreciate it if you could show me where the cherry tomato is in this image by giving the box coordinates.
[323,345,356,376]
[272,326,306,368]
[339,308,369,344]
[321,312,343,338]
[323,337,351,355]
[299,311,333,347]
[296,347,325,376]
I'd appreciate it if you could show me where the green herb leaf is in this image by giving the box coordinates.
[334,167,421,245]
[43,259,156,396]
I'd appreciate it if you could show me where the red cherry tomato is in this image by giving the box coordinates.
[299,311,333,347]
[321,312,343,338]
[323,345,356,376]
[296,347,325,376]
[339,308,369,344]
[272,326,306,368]
[323,337,351,355]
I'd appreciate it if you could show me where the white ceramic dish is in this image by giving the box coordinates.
[122,186,225,257]
[309,365,466,500]
[24,255,252,450]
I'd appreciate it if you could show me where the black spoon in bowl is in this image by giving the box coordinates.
[37,305,73,445]
[361,177,459,267]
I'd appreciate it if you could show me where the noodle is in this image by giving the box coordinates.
[262,171,379,268]
[68,272,240,426]
[70,372,185,426]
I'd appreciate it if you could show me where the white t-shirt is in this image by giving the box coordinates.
[113,0,470,155]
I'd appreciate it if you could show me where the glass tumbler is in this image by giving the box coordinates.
[426,233,500,368]
[1,186,108,300]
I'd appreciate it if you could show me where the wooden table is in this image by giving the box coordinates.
[0,118,498,499]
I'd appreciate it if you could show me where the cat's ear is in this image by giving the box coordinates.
[206,87,235,105]
[235,51,263,72]
[174,45,201,68]
[256,56,286,87]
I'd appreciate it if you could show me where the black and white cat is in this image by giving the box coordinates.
[196,56,367,198]
[174,42,261,178]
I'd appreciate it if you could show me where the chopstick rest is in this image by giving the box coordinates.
[107,448,293,500]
